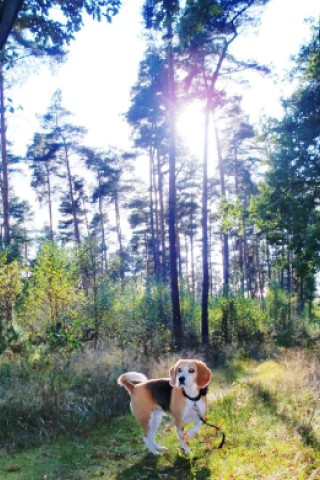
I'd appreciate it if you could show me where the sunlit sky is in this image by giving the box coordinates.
[6,0,320,220]
[9,0,320,154]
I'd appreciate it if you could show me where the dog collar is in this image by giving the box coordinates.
[182,386,208,402]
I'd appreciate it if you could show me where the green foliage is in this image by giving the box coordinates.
[255,20,320,304]
[180,286,201,346]
[263,283,319,347]
[0,348,127,451]
[209,296,266,353]
[264,283,294,345]
[220,196,243,234]
[18,241,84,347]
[0,251,23,353]
[143,0,180,31]
[8,1,121,51]
[107,279,173,359]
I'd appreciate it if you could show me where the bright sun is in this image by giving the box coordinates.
[177,101,205,158]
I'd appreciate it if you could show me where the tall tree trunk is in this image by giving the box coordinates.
[190,207,196,295]
[201,105,210,344]
[45,163,54,241]
[238,216,247,297]
[246,239,253,297]
[214,122,229,296]
[266,241,272,282]
[234,145,245,296]
[152,146,161,275]
[149,145,160,276]
[114,191,125,279]
[60,134,81,245]
[184,234,189,284]
[157,149,167,280]
[255,236,263,300]
[0,66,10,245]
[97,170,108,273]
[167,21,182,347]
[200,38,234,343]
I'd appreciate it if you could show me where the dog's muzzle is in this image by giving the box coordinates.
[178,376,185,386]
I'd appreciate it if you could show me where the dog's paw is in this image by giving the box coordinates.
[181,445,191,455]
[156,445,168,452]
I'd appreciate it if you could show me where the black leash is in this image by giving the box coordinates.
[197,411,226,449]
[182,389,226,449]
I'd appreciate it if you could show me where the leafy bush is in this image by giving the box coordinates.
[262,283,320,347]
[209,296,266,354]
[108,279,173,359]
[17,241,84,344]
[0,252,23,353]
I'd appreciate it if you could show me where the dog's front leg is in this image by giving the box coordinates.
[188,417,203,438]
[176,427,190,455]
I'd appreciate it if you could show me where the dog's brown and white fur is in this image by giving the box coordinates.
[117,359,212,454]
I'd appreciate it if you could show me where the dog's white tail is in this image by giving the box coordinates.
[117,371,147,394]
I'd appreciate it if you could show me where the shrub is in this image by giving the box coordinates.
[209,296,266,354]
[0,346,132,451]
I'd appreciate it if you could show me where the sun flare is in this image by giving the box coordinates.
[177,101,205,157]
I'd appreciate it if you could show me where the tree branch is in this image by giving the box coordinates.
[0,0,23,51]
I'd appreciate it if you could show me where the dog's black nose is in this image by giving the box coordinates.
[179,376,185,385]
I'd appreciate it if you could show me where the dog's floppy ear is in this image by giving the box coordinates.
[196,361,212,389]
[169,361,179,387]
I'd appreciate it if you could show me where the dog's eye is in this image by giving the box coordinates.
[189,368,195,374]
[178,367,182,373]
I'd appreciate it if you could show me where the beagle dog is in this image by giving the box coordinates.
[117,359,212,454]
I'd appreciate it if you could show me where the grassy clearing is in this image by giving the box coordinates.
[0,350,319,479]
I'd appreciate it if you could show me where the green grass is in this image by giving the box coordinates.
[0,352,319,479]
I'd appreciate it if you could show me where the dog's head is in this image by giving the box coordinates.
[169,359,212,390]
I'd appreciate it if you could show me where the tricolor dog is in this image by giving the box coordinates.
[117,359,212,454]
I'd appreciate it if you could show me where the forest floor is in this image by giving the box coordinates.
[0,350,319,480]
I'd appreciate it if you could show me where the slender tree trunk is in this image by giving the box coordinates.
[239,232,245,295]
[66,155,80,244]
[114,191,125,279]
[167,21,182,347]
[97,171,108,273]
[45,163,54,241]
[149,145,160,276]
[184,234,189,284]
[246,239,253,297]
[60,134,81,245]
[201,105,210,344]
[214,122,229,296]
[144,233,150,278]
[152,147,161,275]
[90,247,99,349]
[176,223,182,278]
[157,149,167,279]
[0,67,10,245]
[200,39,234,343]
[208,212,213,297]
[190,211,196,295]
[152,146,165,322]
[255,236,263,300]
[234,146,245,296]
[266,241,272,282]
[297,276,304,314]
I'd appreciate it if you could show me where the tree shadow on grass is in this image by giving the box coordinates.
[249,383,320,451]
[115,452,211,480]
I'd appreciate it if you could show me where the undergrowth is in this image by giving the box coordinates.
[0,349,319,479]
